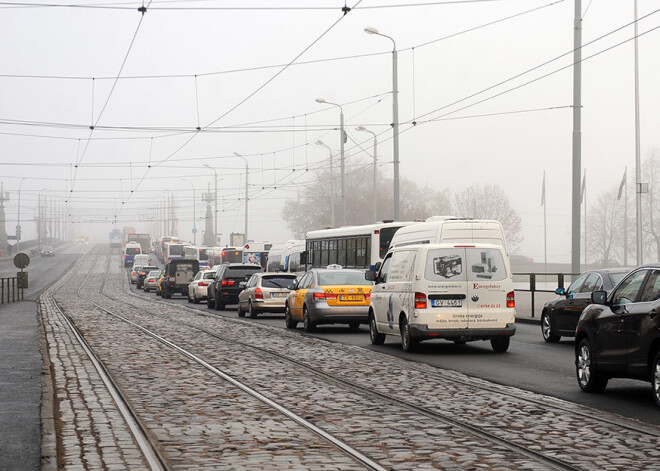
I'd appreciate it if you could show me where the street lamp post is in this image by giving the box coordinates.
[182,179,196,245]
[356,127,378,223]
[203,164,218,244]
[17,178,25,253]
[233,152,249,242]
[365,26,399,221]
[316,98,346,226]
[315,140,335,227]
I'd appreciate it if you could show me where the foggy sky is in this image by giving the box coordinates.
[1,0,658,262]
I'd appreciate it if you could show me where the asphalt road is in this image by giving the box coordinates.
[137,280,660,427]
[0,243,91,300]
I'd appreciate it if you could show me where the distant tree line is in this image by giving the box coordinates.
[282,160,523,252]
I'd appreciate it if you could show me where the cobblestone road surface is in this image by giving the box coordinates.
[40,248,660,470]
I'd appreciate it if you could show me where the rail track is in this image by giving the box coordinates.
[43,246,660,470]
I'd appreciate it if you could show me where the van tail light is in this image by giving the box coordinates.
[221,280,235,286]
[255,288,263,299]
[415,292,427,309]
[198,282,208,287]
[507,291,515,308]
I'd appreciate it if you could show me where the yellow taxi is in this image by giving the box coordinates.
[285,265,373,332]
[156,271,167,296]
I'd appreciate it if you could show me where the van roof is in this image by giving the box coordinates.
[390,219,507,251]
[391,242,506,251]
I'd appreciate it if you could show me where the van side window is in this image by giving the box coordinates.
[426,249,466,281]
[388,251,416,283]
[465,248,507,282]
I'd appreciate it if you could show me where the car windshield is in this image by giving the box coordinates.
[147,271,161,277]
[43,246,53,251]
[203,271,216,279]
[318,271,372,286]
[262,275,296,288]
[608,272,628,287]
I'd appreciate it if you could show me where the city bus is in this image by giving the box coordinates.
[242,242,272,269]
[208,246,244,266]
[183,245,212,269]
[305,221,418,271]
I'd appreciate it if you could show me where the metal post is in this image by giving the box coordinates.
[571,0,582,276]
[245,160,249,241]
[392,46,399,221]
[17,178,24,253]
[634,0,643,265]
[339,110,346,226]
[315,141,335,227]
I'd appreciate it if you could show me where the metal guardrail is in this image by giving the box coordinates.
[1,277,23,304]
[513,272,579,318]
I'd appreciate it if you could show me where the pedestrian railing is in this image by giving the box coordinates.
[1,277,23,304]
[513,272,578,318]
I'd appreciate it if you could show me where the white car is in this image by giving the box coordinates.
[188,269,217,304]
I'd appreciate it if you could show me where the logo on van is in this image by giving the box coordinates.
[473,283,501,290]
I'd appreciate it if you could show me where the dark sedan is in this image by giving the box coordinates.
[575,266,660,408]
[541,268,629,343]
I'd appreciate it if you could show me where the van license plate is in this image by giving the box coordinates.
[432,299,462,307]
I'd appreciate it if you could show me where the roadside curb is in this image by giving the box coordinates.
[516,317,541,326]
[38,300,58,471]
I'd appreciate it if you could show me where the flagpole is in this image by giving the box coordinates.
[543,171,547,275]
[624,166,628,266]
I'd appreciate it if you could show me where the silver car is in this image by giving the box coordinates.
[188,269,217,304]
[143,270,161,293]
[237,272,297,318]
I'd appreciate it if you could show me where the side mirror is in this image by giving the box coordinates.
[555,287,565,296]
[591,290,607,304]
[365,270,375,282]
[374,261,382,272]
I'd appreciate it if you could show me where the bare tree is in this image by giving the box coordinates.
[586,186,622,266]
[283,161,452,236]
[453,184,523,252]
[642,148,660,262]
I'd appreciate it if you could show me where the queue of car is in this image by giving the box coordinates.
[125,216,660,409]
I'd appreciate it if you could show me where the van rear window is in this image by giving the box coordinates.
[425,248,507,282]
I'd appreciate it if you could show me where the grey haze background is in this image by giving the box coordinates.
[1,0,658,262]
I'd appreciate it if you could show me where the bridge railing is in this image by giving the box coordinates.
[513,272,579,318]
[0,277,23,304]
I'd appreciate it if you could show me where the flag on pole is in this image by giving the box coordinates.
[541,171,546,206]
[580,171,586,203]
[617,167,627,200]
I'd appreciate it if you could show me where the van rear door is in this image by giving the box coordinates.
[424,247,469,330]
[465,247,513,329]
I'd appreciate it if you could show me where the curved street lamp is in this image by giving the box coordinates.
[316,98,346,226]
[365,26,399,221]
[315,140,335,227]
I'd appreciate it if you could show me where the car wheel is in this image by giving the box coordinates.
[490,337,510,353]
[249,302,258,319]
[541,311,560,343]
[237,303,245,317]
[187,292,193,303]
[193,294,200,304]
[285,304,297,329]
[369,313,385,345]
[401,317,418,353]
[207,295,213,308]
[303,306,315,332]
[652,351,660,409]
[576,338,608,393]
[215,297,225,311]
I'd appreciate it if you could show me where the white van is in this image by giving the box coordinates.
[389,217,508,253]
[267,240,306,274]
[132,254,151,267]
[366,243,515,352]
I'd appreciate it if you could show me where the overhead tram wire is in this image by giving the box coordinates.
[0,0,565,82]
[116,0,365,219]
[68,0,153,204]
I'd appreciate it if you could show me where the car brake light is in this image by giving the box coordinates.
[199,282,208,287]
[325,292,337,300]
[507,291,515,308]
[221,280,235,286]
[415,292,427,309]
[365,292,371,301]
[255,288,263,299]
[313,292,326,300]
[148,279,154,282]
[131,271,136,276]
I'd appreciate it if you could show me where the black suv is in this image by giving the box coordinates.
[575,265,660,408]
[207,263,262,310]
[136,266,159,289]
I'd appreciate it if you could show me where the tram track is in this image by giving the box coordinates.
[45,246,660,470]
[103,254,588,470]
